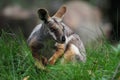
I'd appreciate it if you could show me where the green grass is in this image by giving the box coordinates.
[0,31,120,80]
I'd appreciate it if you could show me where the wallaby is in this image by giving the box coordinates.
[27,6,86,69]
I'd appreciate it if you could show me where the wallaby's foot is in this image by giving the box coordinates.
[35,59,45,70]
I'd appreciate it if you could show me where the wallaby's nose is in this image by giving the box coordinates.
[61,36,66,42]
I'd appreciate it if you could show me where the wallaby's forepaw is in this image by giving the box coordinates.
[49,57,56,65]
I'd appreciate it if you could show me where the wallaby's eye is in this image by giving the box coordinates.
[50,28,56,32]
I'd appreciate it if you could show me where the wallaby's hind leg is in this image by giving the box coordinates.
[61,44,86,64]
[49,43,65,65]
[28,37,47,69]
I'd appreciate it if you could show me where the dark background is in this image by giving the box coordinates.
[0,0,119,42]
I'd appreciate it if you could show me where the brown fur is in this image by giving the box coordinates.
[49,43,65,64]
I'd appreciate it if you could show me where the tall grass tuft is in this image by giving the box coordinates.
[0,30,119,80]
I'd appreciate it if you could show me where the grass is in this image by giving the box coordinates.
[0,31,120,80]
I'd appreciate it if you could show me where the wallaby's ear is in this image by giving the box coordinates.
[54,6,66,19]
[38,8,50,23]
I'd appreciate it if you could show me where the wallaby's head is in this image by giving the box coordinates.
[38,6,66,43]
